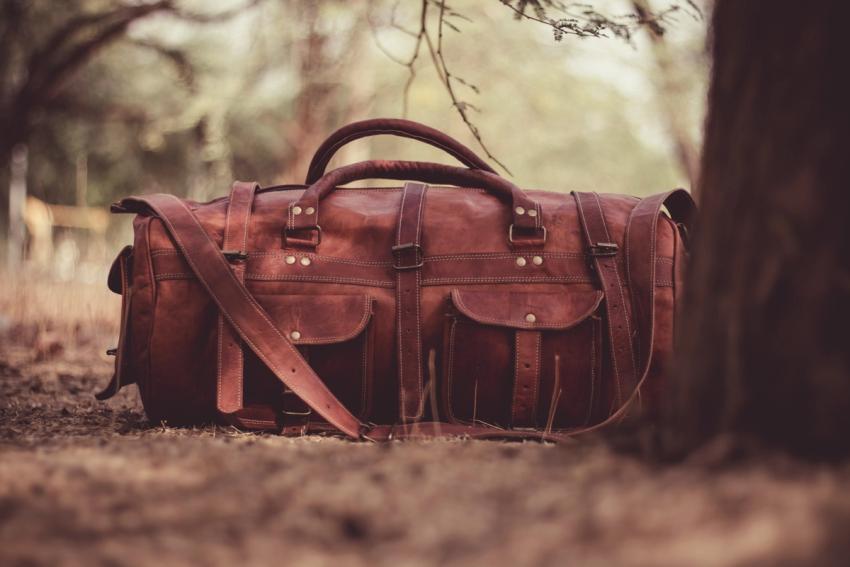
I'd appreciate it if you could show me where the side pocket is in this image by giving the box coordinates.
[442,289,604,430]
[96,245,134,400]
[243,294,376,420]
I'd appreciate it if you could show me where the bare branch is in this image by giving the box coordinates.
[428,0,512,174]
[128,38,197,92]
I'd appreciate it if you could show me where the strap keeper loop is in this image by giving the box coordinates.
[392,242,424,270]
[223,250,248,261]
[587,242,619,257]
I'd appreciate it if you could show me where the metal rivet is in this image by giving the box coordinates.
[290,330,301,340]
[516,257,527,267]
[527,208,538,218]
[532,256,544,265]
[525,313,537,323]
[515,206,525,215]
[300,257,311,266]
[292,206,302,215]
[285,255,296,265]
[304,207,315,215]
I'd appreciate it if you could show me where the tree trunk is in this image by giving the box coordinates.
[669,0,850,460]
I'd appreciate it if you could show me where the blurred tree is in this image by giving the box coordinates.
[0,0,258,236]
[670,0,850,460]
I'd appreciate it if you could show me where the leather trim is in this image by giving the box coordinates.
[451,289,603,330]
[254,294,374,345]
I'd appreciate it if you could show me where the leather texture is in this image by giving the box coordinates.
[101,118,696,441]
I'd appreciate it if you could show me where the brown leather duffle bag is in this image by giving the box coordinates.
[98,118,695,441]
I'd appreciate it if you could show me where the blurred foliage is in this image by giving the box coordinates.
[0,0,707,217]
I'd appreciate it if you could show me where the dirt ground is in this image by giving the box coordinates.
[2,278,850,566]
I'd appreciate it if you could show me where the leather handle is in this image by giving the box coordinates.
[305,118,498,184]
[288,160,544,248]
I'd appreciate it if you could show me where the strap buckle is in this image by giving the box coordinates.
[223,250,248,261]
[587,242,619,257]
[281,388,313,417]
[508,224,547,244]
[284,225,323,248]
[392,242,424,270]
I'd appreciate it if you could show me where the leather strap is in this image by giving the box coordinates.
[568,189,697,432]
[119,193,365,439]
[572,191,637,411]
[288,161,542,247]
[218,181,257,416]
[626,189,697,373]
[394,182,428,421]
[512,330,541,427]
[305,118,498,184]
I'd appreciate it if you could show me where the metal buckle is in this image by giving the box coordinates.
[587,242,619,257]
[223,250,248,261]
[281,388,312,417]
[392,242,424,270]
[281,408,313,417]
[508,224,547,244]
[284,225,323,247]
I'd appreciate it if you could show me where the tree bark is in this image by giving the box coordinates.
[669,0,850,460]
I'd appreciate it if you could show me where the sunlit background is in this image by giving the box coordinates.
[0,0,707,285]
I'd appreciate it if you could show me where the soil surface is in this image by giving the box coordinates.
[2,283,850,566]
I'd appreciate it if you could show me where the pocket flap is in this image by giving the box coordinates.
[107,245,133,294]
[255,294,374,345]
[451,289,603,330]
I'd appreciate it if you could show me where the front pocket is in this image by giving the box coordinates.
[243,294,375,420]
[442,289,603,430]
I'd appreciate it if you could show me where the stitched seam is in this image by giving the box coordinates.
[361,329,368,418]
[251,252,393,266]
[412,185,426,419]
[425,251,585,262]
[625,200,640,371]
[532,331,541,427]
[240,185,254,252]
[423,276,591,285]
[237,418,277,427]
[246,275,393,287]
[590,193,633,405]
[396,187,408,243]
[592,192,613,242]
[451,290,601,329]
[446,318,458,422]
[585,317,599,426]
[591,192,636,361]
[312,130,483,179]
[395,187,409,420]
[224,187,236,250]
[315,130,485,176]
[289,296,374,344]
[154,273,609,288]
[217,316,224,410]
[512,332,521,423]
[152,248,634,264]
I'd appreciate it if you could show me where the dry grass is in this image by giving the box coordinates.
[2,273,850,566]
[0,269,120,335]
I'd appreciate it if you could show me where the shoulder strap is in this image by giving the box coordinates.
[121,193,365,439]
[572,191,638,410]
